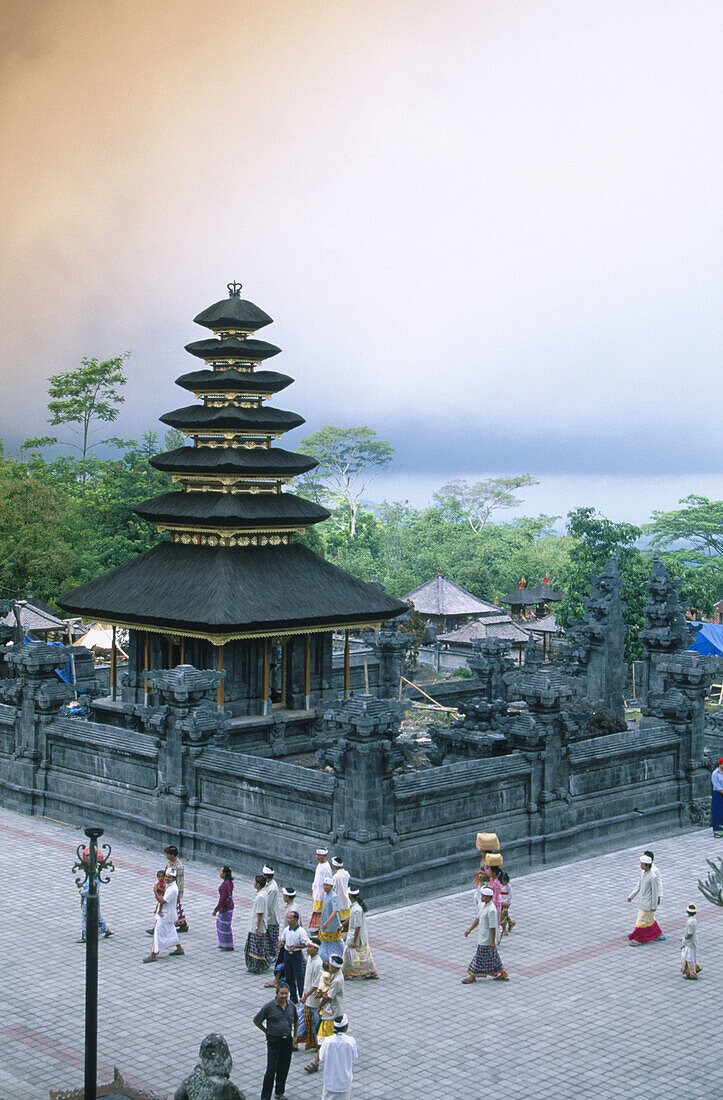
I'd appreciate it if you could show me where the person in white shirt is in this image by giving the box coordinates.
[300,941,324,1060]
[331,857,351,922]
[279,910,310,1005]
[319,1013,358,1100]
[627,854,665,945]
[680,902,701,979]
[310,848,332,932]
[245,874,269,973]
[262,865,281,965]
[462,885,508,982]
[342,888,378,980]
[144,870,185,962]
[266,887,299,991]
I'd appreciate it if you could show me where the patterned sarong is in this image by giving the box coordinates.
[318,930,343,963]
[629,910,663,943]
[342,942,378,978]
[263,922,280,964]
[303,1005,320,1050]
[245,931,269,972]
[317,1018,335,1040]
[216,911,233,950]
[468,944,505,976]
[309,898,323,931]
[176,897,187,927]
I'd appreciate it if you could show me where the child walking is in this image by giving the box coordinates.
[499,870,515,934]
[680,903,700,979]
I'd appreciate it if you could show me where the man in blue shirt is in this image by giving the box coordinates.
[712,757,723,837]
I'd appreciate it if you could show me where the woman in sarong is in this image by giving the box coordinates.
[342,888,378,979]
[213,866,234,951]
[144,871,185,962]
[627,854,665,945]
[245,873,269,973]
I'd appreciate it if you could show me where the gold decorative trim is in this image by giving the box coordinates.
[208,362,254,372]
[74,616,386,646]
[173,475,288,492]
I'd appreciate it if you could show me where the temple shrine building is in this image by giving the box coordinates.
[59,284,405,716]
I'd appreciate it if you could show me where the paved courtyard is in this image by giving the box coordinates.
[0,806,721,1100]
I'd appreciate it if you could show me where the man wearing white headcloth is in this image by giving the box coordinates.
[462,885,508,982]
[331,857,350,924]
[262,865,281,964]
[627,853,665,945]
[310,848,332,933]
[318,875,343,962]
[143,869,185,962]
[319,1013,358,1100]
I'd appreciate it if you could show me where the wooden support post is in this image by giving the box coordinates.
[180,637,186,665]
[344,630,350,697]
[217,644,224,712]
[143,632,150,706]
[304,635,311,710]
[262,639,270,715]
[110,626,117,702]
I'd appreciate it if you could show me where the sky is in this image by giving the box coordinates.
[0,0,721,524]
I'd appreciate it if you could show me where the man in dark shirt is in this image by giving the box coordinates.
[253,982,297,1100]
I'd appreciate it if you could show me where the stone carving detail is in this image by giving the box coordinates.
[174,1033,245,1100]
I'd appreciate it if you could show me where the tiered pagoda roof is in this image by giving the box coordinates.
[59,283,406,642]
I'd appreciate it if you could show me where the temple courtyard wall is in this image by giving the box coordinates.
[0,684,707,905]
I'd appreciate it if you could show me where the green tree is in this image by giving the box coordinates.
[433,475,539,532]
[644,496,723,616]
[558,507,648,661]
[47,352,130,461]
[645,495,723,558]
[297,426,394,536]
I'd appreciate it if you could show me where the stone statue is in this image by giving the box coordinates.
[174,1035,245,1100]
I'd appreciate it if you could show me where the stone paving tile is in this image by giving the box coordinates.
[0,806,721,1098]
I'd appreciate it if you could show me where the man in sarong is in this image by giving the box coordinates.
[331,856,351,925]
[310,848,331,933]
[462,885,509,982]
[627,853,665,945]
[319,875,343,962]
[144,869,185,962]
[305,954,345,1074]
[261,864,280,965]
[164,844,188,933]
[300,940,323,1059]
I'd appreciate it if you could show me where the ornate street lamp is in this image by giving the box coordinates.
[71,827,115,1100]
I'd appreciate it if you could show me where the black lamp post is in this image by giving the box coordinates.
[72,827,114,1100]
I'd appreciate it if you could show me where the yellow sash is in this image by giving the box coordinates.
[318,930,342,942]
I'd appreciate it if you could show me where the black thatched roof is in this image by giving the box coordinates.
[58,542,407,638]
[524,584,563,603]
[133,491,329,528]
[160,404,304,433]
[150,445,317,478]
[184,337,281,361]
[193,296,273,332]
[175,368,293,395]
[503,584,562,606]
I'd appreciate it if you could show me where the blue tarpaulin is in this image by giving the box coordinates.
[689,622,723,657]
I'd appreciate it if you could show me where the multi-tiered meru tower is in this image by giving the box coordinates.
[59,283,405,714]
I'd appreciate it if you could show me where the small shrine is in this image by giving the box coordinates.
[59,283,405,715]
